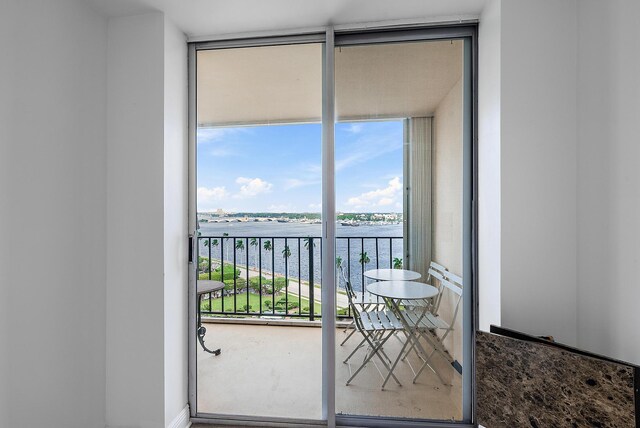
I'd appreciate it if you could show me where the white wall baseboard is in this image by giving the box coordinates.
[168,405,191,428]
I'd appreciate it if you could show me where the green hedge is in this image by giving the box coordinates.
[246,276,288,294]
[223,277,246,292]
[198,263,240,281]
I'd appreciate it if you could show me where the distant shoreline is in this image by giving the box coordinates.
[197,211,403,227]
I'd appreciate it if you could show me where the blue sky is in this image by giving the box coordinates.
[197,120,403,213]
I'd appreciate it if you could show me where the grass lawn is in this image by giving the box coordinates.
[200,291,321,316]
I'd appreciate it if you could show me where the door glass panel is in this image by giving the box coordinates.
[195,43,322,419]
[334,39,465,420]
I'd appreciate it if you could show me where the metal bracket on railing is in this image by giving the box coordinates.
[188,234,194,263]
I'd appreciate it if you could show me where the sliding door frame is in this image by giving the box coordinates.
[187,22,478,428]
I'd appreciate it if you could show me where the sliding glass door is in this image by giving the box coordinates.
[333,35,468,423]
[192,40,324,421]
[188,26,476,427]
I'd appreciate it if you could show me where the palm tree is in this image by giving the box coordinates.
[303,237,316,282]
[235,239,245,264]
[250,237,258,269]
[211,239,219,269]
[359,251,370,271]
[282,245,291,281]
[393,257,403,269]
[203,239,220,271]
[222,232,230,262]
[263,240,272,273]
[359,252,370,288]
[303,236,316,250]
[234,239,246,292]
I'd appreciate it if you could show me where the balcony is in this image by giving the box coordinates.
[196,234,463,421]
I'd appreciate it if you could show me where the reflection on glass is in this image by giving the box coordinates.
[334,40,465,420]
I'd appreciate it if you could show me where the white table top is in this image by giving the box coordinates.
[366,281,438,300]
[364,268,421,281]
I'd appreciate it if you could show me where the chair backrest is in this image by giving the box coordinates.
[427,267,446,283]
[445,270,463,288]
[429,260,463,289]
[430,261,448,275]
[435,278,463,332]
[425,261,463,327]
[341,274,369,332]
[339,266,360,310]
[441,277,462,297]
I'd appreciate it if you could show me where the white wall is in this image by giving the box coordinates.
[0,0,107,426]
[106,11,189,427]
[477,0,501,332]
[432,78,464,362]
[433,79,464,277]
[163,16,189,427]
[576,0,640,364]
[106,12,166,428]
[479,0,639,363]
[498,0,578,345]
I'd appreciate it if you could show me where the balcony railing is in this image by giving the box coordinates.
[197,235,403,321]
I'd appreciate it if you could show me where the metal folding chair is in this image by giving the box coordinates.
[342,278,403,389]
[402,277,463,384]
[400,262,448,310]
[339,266,382,346]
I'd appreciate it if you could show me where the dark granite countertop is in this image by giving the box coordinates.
[477,331,635,428]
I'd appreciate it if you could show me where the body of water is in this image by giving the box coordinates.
[198,221,403,292]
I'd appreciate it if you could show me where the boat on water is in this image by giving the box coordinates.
[340,222,359,227]
[276,219,289,223]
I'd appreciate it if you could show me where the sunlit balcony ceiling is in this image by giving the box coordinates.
[197,39,463,127]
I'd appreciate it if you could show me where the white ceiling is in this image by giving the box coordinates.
[83,0,486,38]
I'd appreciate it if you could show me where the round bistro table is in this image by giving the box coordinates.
[363,268,422,281]
[366,280,438,388]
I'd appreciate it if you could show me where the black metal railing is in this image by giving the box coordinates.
[197,235,403,321]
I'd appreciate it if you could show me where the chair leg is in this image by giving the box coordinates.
[340,325,357,346]
[412,331,450,384]
[381,331,413,389]
[346,331,402,388]
[343,336,367,364]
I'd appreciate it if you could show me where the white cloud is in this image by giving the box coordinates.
[234,177,273,198]
[283,178,305,189]
[346,123,364,134]
[197,186,227,201]
[198,128,253,158]
[308,203,322,211]
[267,203,294,212]
[346,177,402,211]
[283,178,320,190]
[335,132,403,171]
[305,163,322,174]
[197,128,232,144]
[209,147,234,157]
